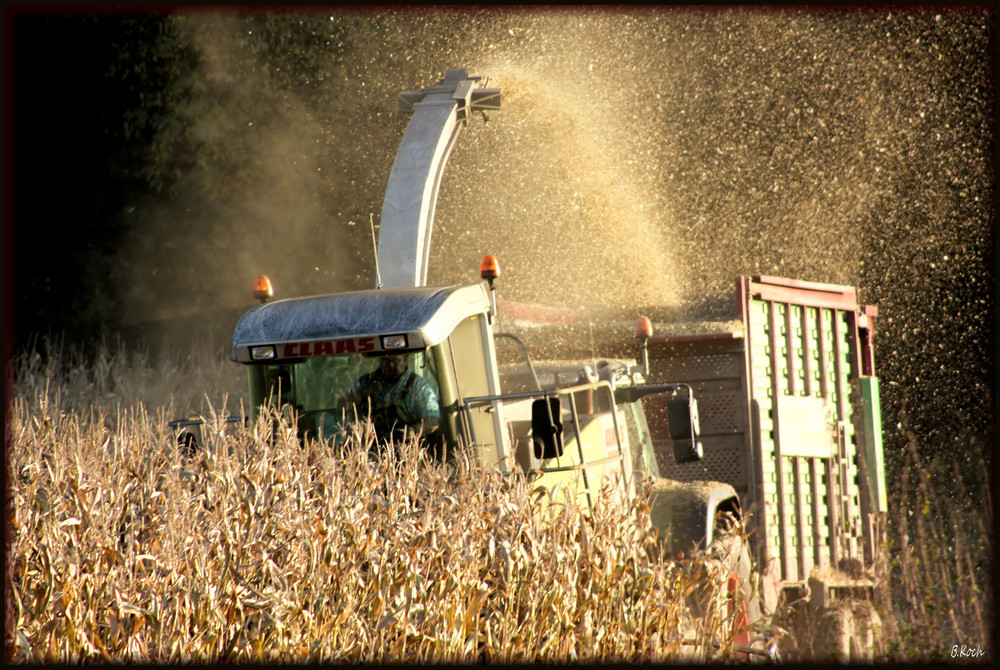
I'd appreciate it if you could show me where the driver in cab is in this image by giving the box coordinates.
[345,354,441,442]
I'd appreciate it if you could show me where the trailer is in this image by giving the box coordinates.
[632,275,886,659]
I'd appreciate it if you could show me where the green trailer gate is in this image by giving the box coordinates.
[644,276,886,605]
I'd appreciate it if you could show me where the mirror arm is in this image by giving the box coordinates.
[613,383,683,404]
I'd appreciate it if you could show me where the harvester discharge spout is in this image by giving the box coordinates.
[376,69,501,289]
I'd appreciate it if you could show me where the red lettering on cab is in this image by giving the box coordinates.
[279,337,378,358]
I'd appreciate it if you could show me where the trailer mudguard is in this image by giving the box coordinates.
[648,478,740,556]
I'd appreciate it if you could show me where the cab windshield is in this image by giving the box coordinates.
[255,350,442,447]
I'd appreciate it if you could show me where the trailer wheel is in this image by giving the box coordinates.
[823,602,853,661]
[786,599,880,662]
[847,600,882,661]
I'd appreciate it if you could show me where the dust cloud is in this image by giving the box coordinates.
[116,8,992,456]
[428,60,680,312]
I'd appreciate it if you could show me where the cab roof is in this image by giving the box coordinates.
[231,283,490,363]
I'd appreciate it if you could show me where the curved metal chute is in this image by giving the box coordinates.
[376,69,500,288]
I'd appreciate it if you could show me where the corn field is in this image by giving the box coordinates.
[6,340,750,663]
[5,339,992,662]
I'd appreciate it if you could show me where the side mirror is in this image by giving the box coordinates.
[668,392,703,464]
[169,418,205,459]
[532,397,564,460]
[178,430,200,459]
[673,439,704,464]
[667,395,700,440]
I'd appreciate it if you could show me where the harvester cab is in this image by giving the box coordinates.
[232,282,507,467]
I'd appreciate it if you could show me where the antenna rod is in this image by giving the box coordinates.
[370,213,382,289]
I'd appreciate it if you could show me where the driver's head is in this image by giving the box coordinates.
[379,354,408,382]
